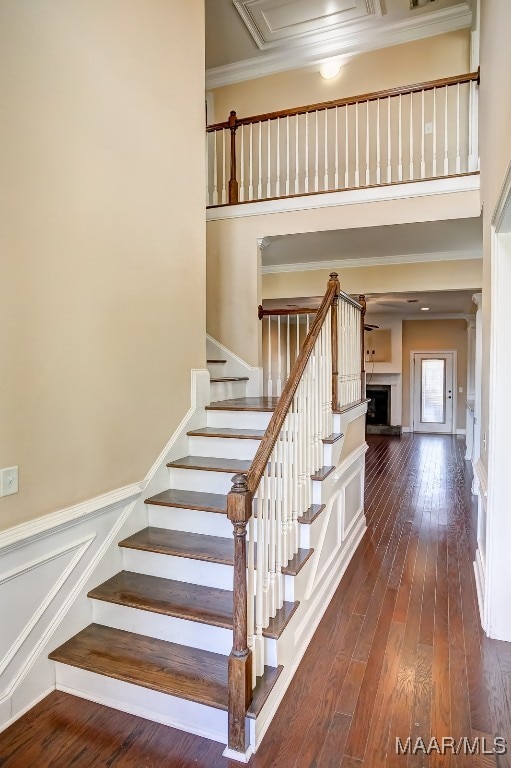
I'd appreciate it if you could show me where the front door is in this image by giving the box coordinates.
[413,353,454,434]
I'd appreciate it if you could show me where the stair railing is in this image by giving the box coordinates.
[226,274,365,754]
[206,71,480,207]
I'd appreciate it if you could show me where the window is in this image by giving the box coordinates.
[421,358,445,423]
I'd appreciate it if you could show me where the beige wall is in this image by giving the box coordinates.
[479,0,511,469]
[263,258,482,299]
[208,189,480,368]
[402,320,468,430]
[0,1,206,530]
[211,31,470,122]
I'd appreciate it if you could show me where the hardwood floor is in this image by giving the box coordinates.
[2,434,510,767]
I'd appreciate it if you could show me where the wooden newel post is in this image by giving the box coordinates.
[329,272,340,412]
[228,110,239,204]
[359,295,367,399]
[227,473,253,754]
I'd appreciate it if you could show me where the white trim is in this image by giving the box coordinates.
[402,313,474,321]
[455,428,466,436]
[491,158,511,230]
[0,484,141,555]
[409,350,458,434]
[262,249,481,274]
[206,4,472,88]
[207,174,480,221]
[222,746,254,764]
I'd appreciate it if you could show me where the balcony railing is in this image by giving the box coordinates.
[206,71,479,207]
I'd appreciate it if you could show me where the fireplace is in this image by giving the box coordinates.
[366,384,401,435]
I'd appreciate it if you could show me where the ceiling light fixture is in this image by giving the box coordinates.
[320,61,341,80]
[421,307,430,311]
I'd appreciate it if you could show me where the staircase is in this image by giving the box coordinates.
[48,359,312,752]
[48,278,368,761]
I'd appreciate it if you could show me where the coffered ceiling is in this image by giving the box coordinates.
[206,0,474,87]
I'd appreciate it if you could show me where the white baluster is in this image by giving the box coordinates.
[222,128,227,203]
[286,314,291,383]
[398,94,403,182]
[376,99,381,185]
[295,114,300,194]
[262,470,270,627]
[212,131,219,205]
[240,124,245,202]
[324,109,329,190]
[247,512,255,686]
[258,122,263,199]
[206,131,210,206]
[365,100,370,186]
[276,118,281,198]
[433,87,437,177]
[421,89,426,179]
[305,112,309,193]
[444,85,449,176]
[409,92,414,180]
[267,316,272,397]
[267,120,271,198]
[249,123,254,201]
[277,315,282,396]
[274,436,283,611]
[268,454,276,618]
[315,111,319,192]
[355,102,360,187]
[335,107,339,189]
[456,82,461,174]
[387,96,392,183]
[285,116,290,197]
[345,105,350,188]
[254,486,265,677]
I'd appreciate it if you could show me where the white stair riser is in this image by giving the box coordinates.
[91,599,233,656]
[169,467,237,495]
[188,435,260,461]
[210,380,248,401]
[122,547,297,601]
[122,547,234,590]
[207,410,272,430]
[206,363,227,376]
[148,505,232,537]
[54,663,228,745]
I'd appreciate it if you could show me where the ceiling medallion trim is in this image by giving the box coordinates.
[208,3,472,89]
[233,0,383,51]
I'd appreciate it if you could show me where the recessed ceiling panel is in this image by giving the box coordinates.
[234,0,382,49]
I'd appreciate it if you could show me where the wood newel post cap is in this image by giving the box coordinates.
[358,294,367,315]
[258,304,264,320]
[227,474,252,524]
[231,473,248,494]
[328,272,340,296]
[228,110,238,129]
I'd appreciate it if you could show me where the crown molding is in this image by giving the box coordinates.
[262,250,482,275]
[206,4,472,89]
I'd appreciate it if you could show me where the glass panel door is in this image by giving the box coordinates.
[421,358,446,423]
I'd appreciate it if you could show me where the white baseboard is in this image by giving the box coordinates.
[473,548,486,631]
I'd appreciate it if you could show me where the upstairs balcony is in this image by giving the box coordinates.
[206,71,480,215]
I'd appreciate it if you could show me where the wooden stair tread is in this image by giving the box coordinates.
[145,489,227,514]
[282,547,315,576]
[311,465,335,481]
[167,455,251,474]
[187,427,264,440]
[88,571,298,639]
[207,359,226,364]
[210,376,249,383]
[119,527,314,578]
[297,503,326,524]
[322,432,344,444]
[206,397,278,412]
[248,664,283,719]
[89,571,234,628]
[49,624,229,711]
[119,527,234,565]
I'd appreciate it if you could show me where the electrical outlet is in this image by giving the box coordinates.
[425,122,433,135]
[0,466,18,497]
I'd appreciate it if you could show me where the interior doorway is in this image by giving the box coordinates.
[412,351,456,433]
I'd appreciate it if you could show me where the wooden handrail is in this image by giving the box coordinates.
[247,273,340,495]
[258,290,362,318]
[206,71,479,132]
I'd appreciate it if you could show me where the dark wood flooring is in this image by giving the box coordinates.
[1,435,510,767]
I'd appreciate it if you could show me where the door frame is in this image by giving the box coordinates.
[409,350,458,434]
